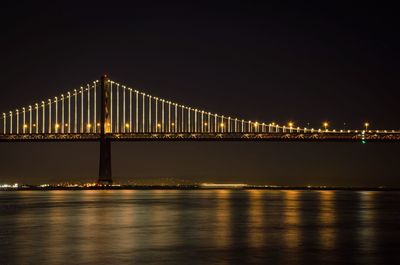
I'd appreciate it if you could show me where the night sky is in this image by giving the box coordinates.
[0,1,399,186]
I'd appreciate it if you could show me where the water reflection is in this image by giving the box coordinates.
[318,190,336,250]
[46,194,67,265]
[283,190,301,250]
[0,190,399,265]
[246,190,264,248]
[15,195,34,265]
[358,191,376,263]
[78,192,99,264]
[149,190,181,249]
[214,190,232,249]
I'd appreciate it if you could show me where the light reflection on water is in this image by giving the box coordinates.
[214,190,231,249]
[283,190,300,251]
[318,190,336,250]
[358,191,376,264]
[0,190,399,265]
[247,190,264,249]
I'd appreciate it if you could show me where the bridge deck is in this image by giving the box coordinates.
[0,133,399,142]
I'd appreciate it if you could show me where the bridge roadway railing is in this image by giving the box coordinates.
[1,132,400,142]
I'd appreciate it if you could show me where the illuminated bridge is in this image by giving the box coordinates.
[1,75,399,184]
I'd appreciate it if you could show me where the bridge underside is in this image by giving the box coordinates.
[0,133,400,142]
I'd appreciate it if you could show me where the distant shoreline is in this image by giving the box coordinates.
[1,186,399,192]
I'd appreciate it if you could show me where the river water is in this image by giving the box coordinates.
[0,190,399,265]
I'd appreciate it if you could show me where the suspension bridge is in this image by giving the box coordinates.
[1,75,399,184]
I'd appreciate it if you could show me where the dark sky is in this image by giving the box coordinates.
[0,1,399,186]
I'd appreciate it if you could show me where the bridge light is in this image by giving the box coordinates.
[204,122,208,126]
[323,122,329,131]
[125,123,130,128]
[220,123,225,127]
[23,124,28,129]
[55,124,60,129]
[97,123,101,127]
[171,123,175,126]
[157,123,161,128]
[364,122,369,131]
[65,123,69,127]
[87,123,92,128]
[288,122,294,128]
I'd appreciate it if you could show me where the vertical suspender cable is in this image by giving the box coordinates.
[80,87,83,133]
[175,104,177,132]
[36,103,39,133]
[129,88,132,133]
[208,113,210,132]
[194,109,197,132]
[67,92,71,133]
[10,111,13,134]
[16,110,19,134]
[74,90,77,133]
[94,82,96,133]
[55,97,58,133]
[3,113,6,134]
[29,106,32,134]
[42,101,45,133]
[168,102,171,133]
[22,108,26,134]
[135,91,138,133]
[123,86,126,133]
[149,96,152,132]
[61,95,64,133]
[161,100,164,132]
[155,98,158,132]
[188,108,191,132]
[48,99,51,133]
[181,106,184,133]
[87,85,90,133]
[116,84,119,133]
[142,93,145,132]
[110,82,113,133]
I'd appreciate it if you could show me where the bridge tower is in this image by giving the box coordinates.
[98,75,112,185]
